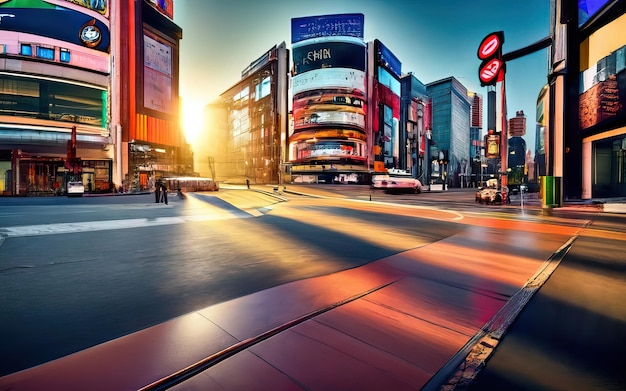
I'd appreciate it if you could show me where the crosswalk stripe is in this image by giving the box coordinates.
[0,213,250,238]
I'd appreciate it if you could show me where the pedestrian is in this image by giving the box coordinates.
[246,179,250,189]
[155,179,161,203]
[160,181,168,205]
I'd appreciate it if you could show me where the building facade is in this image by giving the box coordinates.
[399,73,430,182]
[577,2,626,198]
[205,44,289,185]
[469,92,483,187]
[0,0,113,195]
[508,110,527,137]
[0,0,187,196]
[289,14,368,184]
[115,0,184,192]
[426,77,472,187]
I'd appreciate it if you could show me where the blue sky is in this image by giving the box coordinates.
[173,0,550,154]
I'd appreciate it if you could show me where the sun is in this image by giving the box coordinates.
[181,99,206,145]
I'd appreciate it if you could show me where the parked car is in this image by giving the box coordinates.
[475,186,504,204]
[66,181,84,197]
[372,169,422,194]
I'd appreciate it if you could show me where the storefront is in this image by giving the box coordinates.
[1,149,112,196]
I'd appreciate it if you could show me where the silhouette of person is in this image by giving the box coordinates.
[155,179,161,203]
[160,181,168,205]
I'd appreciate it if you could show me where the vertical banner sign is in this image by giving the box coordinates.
[477,31,505,87]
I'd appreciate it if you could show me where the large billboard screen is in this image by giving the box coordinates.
[578,0,612,27]
[0,3,110,53]
[291,13,364,44]
[143,31,174,114]
[290,14,367,166]
[293,88,366,131]
[375,39,402,78]
[579,14,626,130]
[292,39,366,75]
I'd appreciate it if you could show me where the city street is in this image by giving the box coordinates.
[1,187,624,390]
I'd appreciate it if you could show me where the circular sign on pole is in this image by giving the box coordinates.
[477,32,503,60]
[477,31,505,87]
[479,58,504,85]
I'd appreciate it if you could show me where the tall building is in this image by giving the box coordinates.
[468,92,484,187]
[426,77,472,187]
[289,14,368,184]
[400,73,429,181]
[508,136,527,186]
[0,0,112,196]
[368,39,402,174]
[470,92,483,128]
[205,44,289,184]
[115,0,184,192]
[576,2,626,198]
[535,84,549,179]
[508,110,527,137]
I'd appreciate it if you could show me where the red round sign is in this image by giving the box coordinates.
[479,58,504,85]
[477,31,504,60]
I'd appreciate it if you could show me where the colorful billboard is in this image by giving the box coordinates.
[143,30,174,114]
[291,13,364,44]
[0,2,110,53]
[293,88,366,130]
[63,0,108,16]
[578,0,612,27]
[292,39,366,75]
[373,40,402,170]
[290,14,367,167]
[579,13,626,130]
[146,0,173,19]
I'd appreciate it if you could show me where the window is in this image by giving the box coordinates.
[60,48,71,63]
[20,44,32,56]
[36,47,55,61]
[0,74,107,128]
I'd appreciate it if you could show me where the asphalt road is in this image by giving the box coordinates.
[2,187,622,390]
[0,190,464,376]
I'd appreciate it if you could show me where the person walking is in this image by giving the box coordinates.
[160,180,168,205]
[155,179,161,203]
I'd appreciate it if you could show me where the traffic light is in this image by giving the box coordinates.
[477,31,505,87]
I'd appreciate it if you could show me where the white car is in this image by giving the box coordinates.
[66,181,84,197]
[372,169,422,194]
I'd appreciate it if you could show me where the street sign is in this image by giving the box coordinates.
[477,31,505,86]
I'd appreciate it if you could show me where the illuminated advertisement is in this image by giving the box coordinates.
[0,1,110,53]
[579,14,626,130]
[291,68,365,95]
[376,40,402,78]
[147,0,173,19]
[63,0,108,15]
[293,88,366,131]
[291,13,364,44]
[578,0,612,27]
[292,38,366,75]
[290,13,366,167]
[291,139,367,162]
[373,44,401,169]
[143,31,173,114]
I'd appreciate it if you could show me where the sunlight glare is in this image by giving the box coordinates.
[182,100,205,144]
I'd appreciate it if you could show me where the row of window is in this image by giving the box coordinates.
[19,44,71,63]
[0,74,106,128]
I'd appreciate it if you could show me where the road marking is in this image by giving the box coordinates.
[0,213,250,238]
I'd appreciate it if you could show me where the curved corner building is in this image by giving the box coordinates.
[0,0,111,196]
[289,13,368,184]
